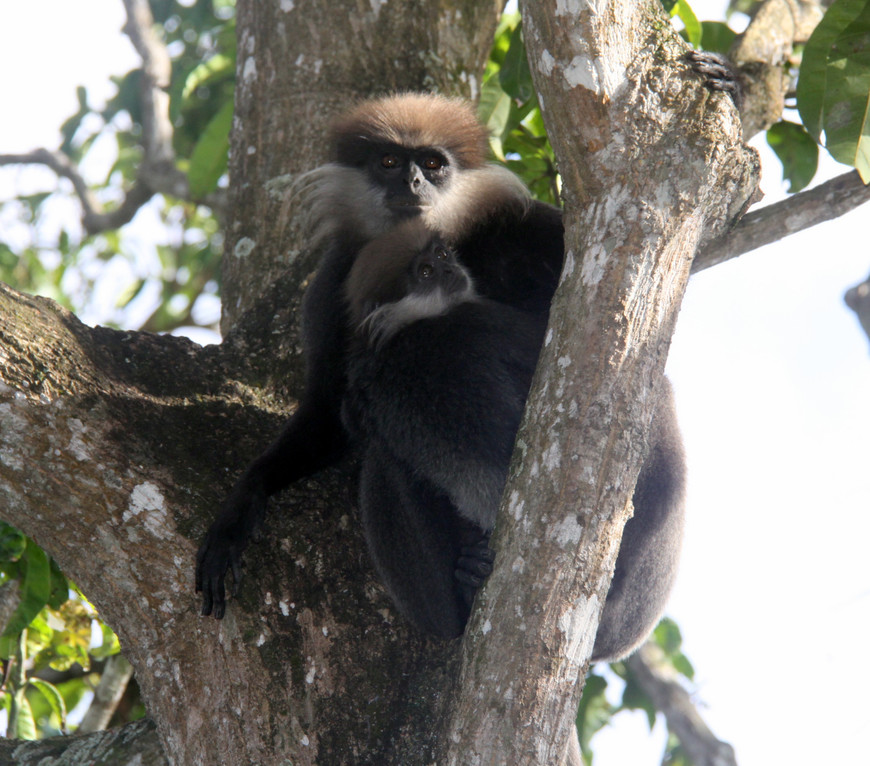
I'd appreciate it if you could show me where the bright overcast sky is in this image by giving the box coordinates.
[0,2,868,764]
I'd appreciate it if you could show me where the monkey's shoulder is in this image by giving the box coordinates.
[457,200,564,313]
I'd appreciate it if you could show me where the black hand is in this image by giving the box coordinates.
[687,50,744,110]
[195,476,267,619]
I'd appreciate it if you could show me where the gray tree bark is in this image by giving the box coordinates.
[444,1,758,762]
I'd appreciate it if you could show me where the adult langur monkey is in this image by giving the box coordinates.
[196,94,685,660]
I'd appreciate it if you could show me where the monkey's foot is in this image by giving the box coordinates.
[455,541,495,609]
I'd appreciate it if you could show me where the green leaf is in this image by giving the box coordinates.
[0,522,27,563]
[187,97,234,199]
[479,74,512,161]
[766,120,820,192]
[181,53,235,104]
[620,675,657,728]
[29,678,67,731]
[0,541,51,649]
[700,21,737,54]
[672,0,702,48]
[576,673,613,762]
[11,691,37,740]
[499,24,534,103]
[47,559,69,611]
[797,0,870,181]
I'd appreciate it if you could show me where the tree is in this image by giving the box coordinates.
[1,0,868,763]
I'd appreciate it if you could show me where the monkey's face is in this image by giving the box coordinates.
[407,241,471,299]
[365,144,454,219]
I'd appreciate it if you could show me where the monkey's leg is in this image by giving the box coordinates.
[593,379,687,661]
[358,443,472,637]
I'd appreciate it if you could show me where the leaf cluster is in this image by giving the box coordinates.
[0,522,124,739]
[576,619,695,764]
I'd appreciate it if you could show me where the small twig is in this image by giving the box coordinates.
[626,644,738,766]
[695,170,870,273]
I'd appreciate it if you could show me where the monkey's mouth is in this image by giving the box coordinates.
[388,202,427,216]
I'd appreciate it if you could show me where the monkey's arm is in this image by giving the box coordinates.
[196,243,355,618]
[195,399,347,617]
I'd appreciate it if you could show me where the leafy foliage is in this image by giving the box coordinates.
[479,14,560,206]
[0,0,233,338]
[797,0,870,182]
[576,618,697,764]
[0,522,127,738]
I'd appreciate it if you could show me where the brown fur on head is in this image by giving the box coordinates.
[330,93,489,170]
[345,220,434,326]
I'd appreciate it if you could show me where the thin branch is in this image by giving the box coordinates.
[0,149,154,235]
[626,645,738,766]
[121,0,185,197]
[0,0,192,236]
[694,170,870,273]
[78,654,135,733]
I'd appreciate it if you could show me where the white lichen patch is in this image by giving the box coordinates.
[555,0,583,15]
[67,418,90,461]
[233,237,256,258]
[558,594,600,670]
[580,243,607,287]
[552,514,583,547]
[507,489,525,520]
[279,600,291,616]
[280,0,294,11]
[242,56,257,83]
[123,481,170,539]
[540,50,556,77]
[542,441,561,472]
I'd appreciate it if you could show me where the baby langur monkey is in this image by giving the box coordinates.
[342,221,549,636]
[345,221,477,348]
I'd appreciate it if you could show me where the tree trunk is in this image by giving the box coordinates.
[444,1,758,762]
[0,1,501,763]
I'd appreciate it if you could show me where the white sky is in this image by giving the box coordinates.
[0,1,868,763]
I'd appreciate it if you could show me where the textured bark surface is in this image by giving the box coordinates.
[444,1,759,763]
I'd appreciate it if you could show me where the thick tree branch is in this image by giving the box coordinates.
[444,2,758,763]
[627,645,738,766]
[0,719,166,765]
[694,170,870,272]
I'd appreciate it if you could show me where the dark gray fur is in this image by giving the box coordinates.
[195,94,687,662]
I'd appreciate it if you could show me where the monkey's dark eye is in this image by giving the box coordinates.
[434,247,449,261]
[381,154,399,169]
[418,263,434,280]
[423,156,443,170]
